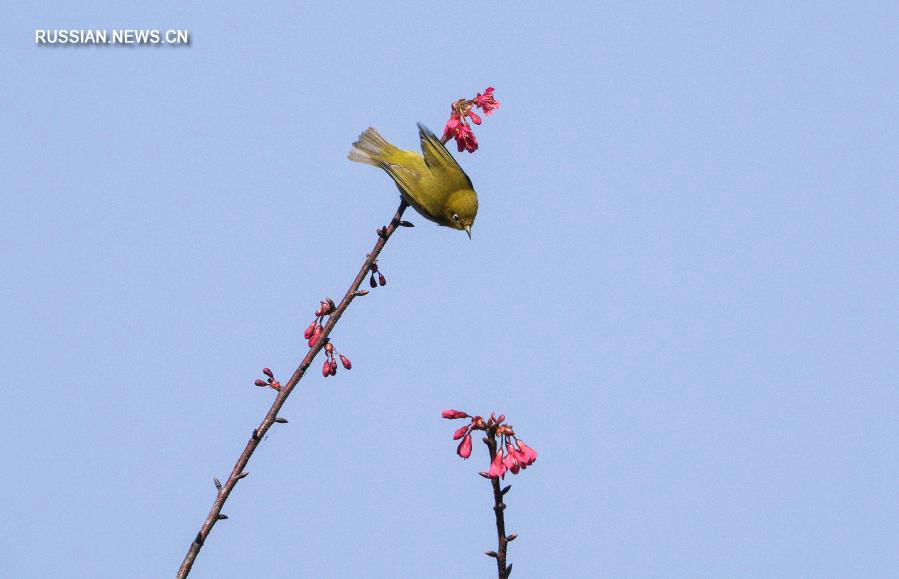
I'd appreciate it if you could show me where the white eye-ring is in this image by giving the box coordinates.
[452,213,460,222]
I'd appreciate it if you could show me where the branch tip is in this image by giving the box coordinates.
[274,417,288,424]
[214,478,222,491]
[485,551,498,558]
[217,514,228,520]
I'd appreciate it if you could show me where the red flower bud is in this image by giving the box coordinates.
[452,425,469,440]
[308,326,323,347]
[322,360,330,377]
[304,321,317,340]
[496,414,505,424]
[339,354,351,370]
[329,360,337,376]
[369,274,377,288]
[254,379,267,387]
[262,368,273,378]
[457,434,472,459]
[378,273,386,286]
[468,110,482,125]
[442,409,469,419]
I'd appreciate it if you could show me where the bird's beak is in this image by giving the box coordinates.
[464,225,472,239]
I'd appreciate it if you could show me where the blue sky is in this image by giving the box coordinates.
[2,2,897,577]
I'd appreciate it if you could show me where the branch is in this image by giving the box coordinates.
[177,200,409,578]
[484,428,512,579]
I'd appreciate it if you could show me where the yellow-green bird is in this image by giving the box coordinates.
[348,124,478,238]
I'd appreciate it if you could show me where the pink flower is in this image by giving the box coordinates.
[452,425,470,440]
[442,113,462,142]
[503,443,520,475]
[454,124,478,153]
[474,87,500,115]
[442,409,469,419]
[516,440,537,465]
[457,434,472,459]
[488,449,507,479]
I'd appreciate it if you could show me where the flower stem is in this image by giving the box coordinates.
[176,200,409,578]
[485,428,512,579]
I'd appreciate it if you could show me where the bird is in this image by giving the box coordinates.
[348,123,478,238]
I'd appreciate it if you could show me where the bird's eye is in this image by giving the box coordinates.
[452,213,460,222]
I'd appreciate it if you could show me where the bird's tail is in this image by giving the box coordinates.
[347,127,396,167]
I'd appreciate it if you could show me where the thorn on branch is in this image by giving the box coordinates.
[217,514,228,520]
[274,417,288,424]
[214,478,222,491]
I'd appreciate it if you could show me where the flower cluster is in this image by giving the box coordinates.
[321,340,351,378]
[303,298,352,378]
[253,367,281,391]
[304,298,336,348]
[442,409,537,479]
[368,260,386,288]
[441,87,500,153]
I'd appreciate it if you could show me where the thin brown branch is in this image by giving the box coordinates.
[177,200,409,578]
[484,428,512,579]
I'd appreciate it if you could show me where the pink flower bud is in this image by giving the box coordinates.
[457,434,472,459]
[468,110,482,125]
[378,273,386,286]
[322,360,330,377]
[304,321,317,340]
[308,326,322,347]
[452,425,469,440]
[339,354,351,370]
[442,409,469,419]
[254,379,267,387]
[496,415,505,424]
[262,368,273,378]
[330,360,337,375]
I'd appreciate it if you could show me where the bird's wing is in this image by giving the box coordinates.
[378,161,420,200]
[417,123,473,191]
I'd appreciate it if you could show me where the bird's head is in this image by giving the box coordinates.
[445,189,479,239]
